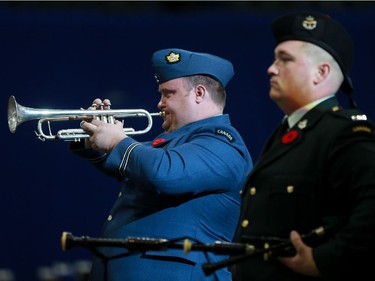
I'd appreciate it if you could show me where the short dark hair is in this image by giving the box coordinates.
[183,75,226,109]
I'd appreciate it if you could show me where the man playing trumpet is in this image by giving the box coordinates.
[71,48,253,281]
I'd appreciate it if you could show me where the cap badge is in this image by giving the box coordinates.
[165,51,181,64]
[302,16,317,30]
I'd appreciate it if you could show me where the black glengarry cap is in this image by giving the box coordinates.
[272,12,354,95]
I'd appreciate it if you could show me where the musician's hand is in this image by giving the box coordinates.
[278,230,321,277]
[91,98,111,110]
[81,118,127,153]
[81,98,114,149]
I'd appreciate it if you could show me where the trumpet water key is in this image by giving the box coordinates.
[7,95,164,142]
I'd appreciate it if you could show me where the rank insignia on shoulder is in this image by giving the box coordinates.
[216,129,234,142]
[351,114,367,121]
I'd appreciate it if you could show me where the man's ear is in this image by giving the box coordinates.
[314,63,330,85]
[195,84,206,103]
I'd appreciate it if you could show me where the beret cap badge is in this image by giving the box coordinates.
[152,48,234,86]
[302,16,317,30]
[165,52,181,64]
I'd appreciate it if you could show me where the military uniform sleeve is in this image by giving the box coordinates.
[103,128,251,195]
[70,141,108,164]
[313,117,375,280]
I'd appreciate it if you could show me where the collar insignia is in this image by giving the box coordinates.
[298,119,308,129]
[302,16,317,30]
[165,51,180,64]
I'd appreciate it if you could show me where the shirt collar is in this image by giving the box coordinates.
[286,95,334,128]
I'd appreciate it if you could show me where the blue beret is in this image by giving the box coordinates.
[151,48,234,87]
[272,12,354,94]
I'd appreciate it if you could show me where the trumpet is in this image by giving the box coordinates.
[7,95,164,141]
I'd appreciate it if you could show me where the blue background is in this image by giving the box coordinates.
[2,2,375,280]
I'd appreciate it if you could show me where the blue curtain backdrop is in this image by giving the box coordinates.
[2,2,375,280]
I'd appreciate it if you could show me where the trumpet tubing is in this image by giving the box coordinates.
[7,95,163,141]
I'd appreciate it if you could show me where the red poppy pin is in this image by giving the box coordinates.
[152,138,166,147]
[281,130,299,144]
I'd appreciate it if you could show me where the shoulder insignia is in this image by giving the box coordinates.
[216,128,235,142]
[329,107,368,122]
[352,126,372,134]
[351,114,367,121]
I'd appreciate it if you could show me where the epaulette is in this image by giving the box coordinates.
[328,105,368,121]
[328,106,374,135]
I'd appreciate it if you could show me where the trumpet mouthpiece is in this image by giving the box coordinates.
[151,111,165,118]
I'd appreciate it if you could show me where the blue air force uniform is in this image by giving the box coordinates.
[71,48,253,281]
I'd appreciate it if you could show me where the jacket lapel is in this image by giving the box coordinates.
[248,97,340,177]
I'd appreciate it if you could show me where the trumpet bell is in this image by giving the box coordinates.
[8,95,19,133]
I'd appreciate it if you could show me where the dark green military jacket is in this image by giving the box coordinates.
[234,97,375,281]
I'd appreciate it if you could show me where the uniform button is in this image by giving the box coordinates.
[287,185,294,193]
[263,242,270,261]
[241,219,249,228]
[107,215,113,221]
[118,192,122,197]
[250,187,256,195]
